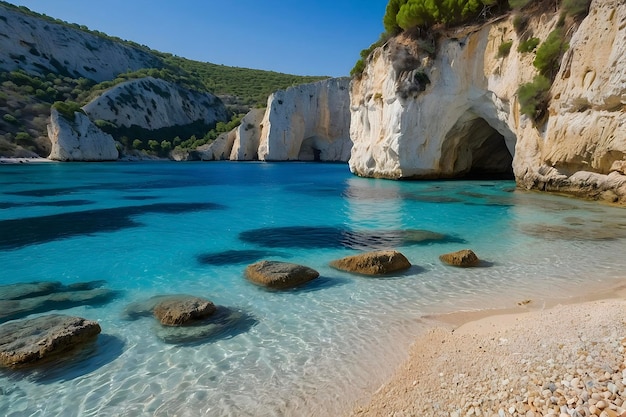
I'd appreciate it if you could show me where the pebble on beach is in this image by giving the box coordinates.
[349,296,626,417]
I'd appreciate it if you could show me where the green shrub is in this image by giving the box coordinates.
[562,0,591,17]
[132,139,143,150]
[15,131,31,145]
[508,0,532,9]
[534,29,568,76]
[52,101,84,120]
[517,75,550,119]
[3,114,18,124]
[518,37,540,53]
[396,0,495,30]
[350,59,366,78]
[498,41,513,57]
[512,14,528,34]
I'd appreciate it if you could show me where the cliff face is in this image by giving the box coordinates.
[257,78,352,161]
[0,5,159,82]
[206,78,352,162]
[350,0,626,203]
[47,108,118,161]
[82,77,228,130]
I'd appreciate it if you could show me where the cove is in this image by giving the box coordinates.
[1,161,625,417]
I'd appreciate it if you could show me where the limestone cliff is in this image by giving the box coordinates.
[82,77,228,131]
[47,108,118,161]
[0,5,159,82]
[207,78,352,162]
[257,78,352,162]
[350,0,626,203]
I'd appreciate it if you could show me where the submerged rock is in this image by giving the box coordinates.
[0,314,101,368]
[0,281,116,324]
[245,260,319,289]
[439,249,480,267]
[0,281,63,301]
[153,295,217,326]
[123,295,256,344]
[330,250,411,275]
[155,307,257,345]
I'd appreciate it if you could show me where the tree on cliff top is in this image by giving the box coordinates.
[385,0,501,32]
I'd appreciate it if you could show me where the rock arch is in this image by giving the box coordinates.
[440,112,515,179]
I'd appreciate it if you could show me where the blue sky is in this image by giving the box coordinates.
[9,0,388,77]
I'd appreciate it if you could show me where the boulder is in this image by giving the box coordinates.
[0,315,101,368]
[245,260,319,289]
[330,250,411,275]
[153,295,217,326]
[439,249,480,267]
[155,307,256,345]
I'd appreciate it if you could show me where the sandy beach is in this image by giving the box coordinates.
[349,283,626,417]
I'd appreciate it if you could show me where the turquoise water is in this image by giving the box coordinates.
[1,161,626,417]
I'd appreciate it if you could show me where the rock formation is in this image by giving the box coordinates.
[350,0,626,203]
[330,250,411,275]
[257,78,352,161]
[82,77,228,131]
[0,5,159,82]
[47,108,118,161]
[153,295,217,326]
[439,249,480,267]
[245,260,320,289]
[0,315,101,368]
[229,108,266,160]
[0,280,116,324]
[211,79,352,162]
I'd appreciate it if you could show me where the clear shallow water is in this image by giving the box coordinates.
[1,161,626,416]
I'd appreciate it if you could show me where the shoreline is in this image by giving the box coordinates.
[348,281,626,417]
[0,157,54,164]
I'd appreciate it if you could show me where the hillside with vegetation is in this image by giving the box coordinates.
[0,1,327,158]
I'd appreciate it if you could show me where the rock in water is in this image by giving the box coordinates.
[153,295,217,326]
[245,261,319,289]
[0,315,101,368]
[439,249,480,267]
[329,250,411,275]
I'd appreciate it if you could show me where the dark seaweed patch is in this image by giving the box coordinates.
[239,226,462,250]
[197,250,286,266]
[0,202,223,250]
[0,200,93,209]
[122,196,159,201]
[5,187,83,197]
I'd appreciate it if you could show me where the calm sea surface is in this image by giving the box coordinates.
[1,161,625,416]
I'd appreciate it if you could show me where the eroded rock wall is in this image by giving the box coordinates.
[47,108,118,161]
[257,78,352,162]
[82,77,228,131]
[350,0,626,203]
[0,5,159,82]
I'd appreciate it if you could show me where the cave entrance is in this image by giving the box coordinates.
[298,136,322,162]
[441,115,514,180]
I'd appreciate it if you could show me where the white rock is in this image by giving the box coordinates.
[349,0,626,203]
[0,5,158,81]
[47,108,118,161]
[258,78,351,162]
[83,77,228,131]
